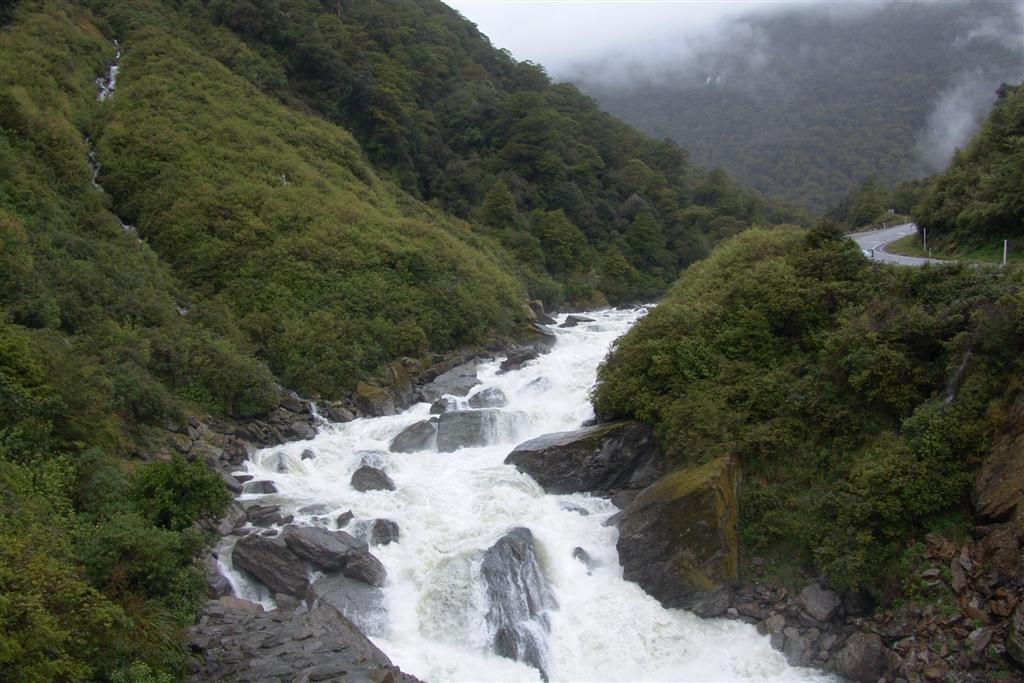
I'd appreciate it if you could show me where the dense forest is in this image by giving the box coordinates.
[0,0,803,678]
[573,2,1023,210]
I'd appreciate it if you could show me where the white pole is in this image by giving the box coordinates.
[1004,240,1009,267]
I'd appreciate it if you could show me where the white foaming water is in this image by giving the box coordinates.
[228,308,830,682]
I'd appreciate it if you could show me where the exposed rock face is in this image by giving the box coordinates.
[616,457,739,617]
[353,381,396,417]
[232,534,309,598]
[505,421,662,495]
[188,597,417,681]
[420,361,480,401]
[436,409,501,452]
[283,527,369,571]
[389,419,437,453]
[306,573,388,637]
[468,387,507,408]
[351,465,396,492]
[834,632,887,682]
[480,528,556,680]
[500,348,538,373]
[975,390,1024,523]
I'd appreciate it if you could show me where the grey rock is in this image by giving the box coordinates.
[187,597,417,682]
[297,504,330,516]
[282,526,363,568]
[274,592,301,610]
[505,421,663,495]
[205,557,232,598]
[559,314,595,328]
[246,504,285,527]
[481,528,556,680]
[243,480,277,495]
[326,403,355,422]
[217,501,247,536]
[220,471,243,494]
[572,547,597,572]
[351,465,395,492]
[834,632,887,682]
[306,573,388,637]
[370,519,400,546]
[783,632,813,667]
[500,348,539,373]
[798,583,842,622]
[518,323,558,353]
[389,420,437,453]
[420,362,480,401]
[560,502,590,516]
[336,510,354,528]
[468,387,507,409]
[437,409,501,452]
[232,534,309,598]
[300,448,316,460]
[429,397,456,414]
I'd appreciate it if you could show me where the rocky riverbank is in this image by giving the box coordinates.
[158,307,562,680]
[506,410,1024,682]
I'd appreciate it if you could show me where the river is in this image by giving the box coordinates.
[221,308,827,682]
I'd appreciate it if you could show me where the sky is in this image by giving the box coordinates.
[443,0,794,78]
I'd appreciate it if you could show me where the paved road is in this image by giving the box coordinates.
[849,223,949,266]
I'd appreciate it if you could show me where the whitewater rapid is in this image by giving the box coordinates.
[226,308,829,682]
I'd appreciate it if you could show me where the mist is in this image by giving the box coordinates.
[448,1,1023,177]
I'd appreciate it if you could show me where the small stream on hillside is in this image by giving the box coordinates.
[224,308,828,682]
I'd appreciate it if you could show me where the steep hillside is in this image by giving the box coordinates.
[915,83,1024,248]
[595,226,1023,598]
[200,0,807,300]
[573,2,1023,210]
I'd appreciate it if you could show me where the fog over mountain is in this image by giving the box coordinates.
[449,1,1024,209]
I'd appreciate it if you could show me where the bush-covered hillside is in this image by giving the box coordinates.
[595,226,1023,595]
[915,83,1024,249]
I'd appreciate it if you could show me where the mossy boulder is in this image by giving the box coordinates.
[352,382,396,417]
[505,421,662,495]
[616,457,739,617]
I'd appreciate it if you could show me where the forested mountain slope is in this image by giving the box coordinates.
[0,0,802,677]
[915,83,1024,248]
[573,2,1023,210]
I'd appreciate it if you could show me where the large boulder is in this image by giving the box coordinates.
[351,465,395,492]
[797,583,842,622]
[505,421,662,495]
[188,597,417,681]
[243,480,277,495]
[420,361,480,401]
[468,387,507,409]
[370,519,400,546]
[616,457,739,617]
[389,420,437,453]
[436,409,501,452]
[306,573,388,636]
[834,632,888,682]
[559,314,595,328]
[481,528,556,680]
[352,382,396,417]
[281,526,387,587]
[232,534,309,598]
